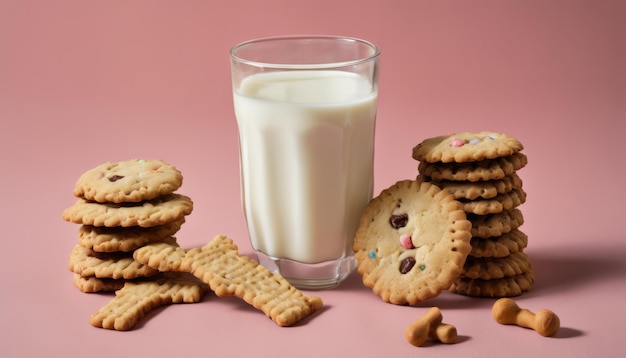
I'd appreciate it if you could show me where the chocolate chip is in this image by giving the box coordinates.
[390,214,408,229]
[400,257,416,274]
[108,175,125,182]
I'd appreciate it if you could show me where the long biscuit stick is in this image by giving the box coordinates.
[90,273,207,331]
[134,235,323,326]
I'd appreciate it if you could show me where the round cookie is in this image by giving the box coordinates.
[412,131,524,163]
[62,194,193,228]
[73,159,183,203]
[73,274,126,293]
[449,271,535,298]
[468,208,525,238]
[469,229,529,258]
[78,219,185,252]
[68,244,159,279]
[461,252,532,280]
[418,153,528,182]
[459,188,527,215]
[420,173,523,200]
[353,179,472,305]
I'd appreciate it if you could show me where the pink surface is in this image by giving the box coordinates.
[1,0,624,356]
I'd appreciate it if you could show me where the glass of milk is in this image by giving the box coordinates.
[230,36,379,289]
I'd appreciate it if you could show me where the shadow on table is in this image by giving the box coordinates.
[525,242,626,295]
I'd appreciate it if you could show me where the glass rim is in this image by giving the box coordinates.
[230,35,380,70]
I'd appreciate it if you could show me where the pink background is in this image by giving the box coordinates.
[1,0,625,356]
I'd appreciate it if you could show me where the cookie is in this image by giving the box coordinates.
[68,244,159,279]
[62,194,193,227]
[133,235,324,327]
[460,188,527,215]
[78,219,184,252]
[73,159,183,203]
[469,229,528,258]
[352,180,472,305]
[468,209,525,238]
[418,153,528,182]
[73,273,126,293]
[90,272,208,331]
[449,271,535,298]
[421,173,523,200]
[412,131,524,163]
[462,252,532,280]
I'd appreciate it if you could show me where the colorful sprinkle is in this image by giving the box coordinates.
[399,234,414,249]
[469,137,480,145]
[450,138,465,147]
[368,251,376,259]
[419,264,426,270]
[137,159,146,163]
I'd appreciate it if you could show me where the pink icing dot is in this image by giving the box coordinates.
[399,234,414,249]
[450,138,465,147]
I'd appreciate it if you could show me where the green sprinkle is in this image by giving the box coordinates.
[419,264,426,270]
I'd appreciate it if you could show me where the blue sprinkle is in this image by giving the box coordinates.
[368,251,376,259]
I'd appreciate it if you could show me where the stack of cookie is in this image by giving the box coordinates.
[412,132,534,298]
[62,159,194,293]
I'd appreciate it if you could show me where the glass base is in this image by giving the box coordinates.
[254,251,357,290]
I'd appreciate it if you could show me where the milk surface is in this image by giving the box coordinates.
[234,70,377,264]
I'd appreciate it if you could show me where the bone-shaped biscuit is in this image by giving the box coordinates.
[90,272,207,331]
[133,235,324,327]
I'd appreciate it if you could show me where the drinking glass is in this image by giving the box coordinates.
[230,35,380,289]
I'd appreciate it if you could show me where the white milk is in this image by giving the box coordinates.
[234,70,377,264]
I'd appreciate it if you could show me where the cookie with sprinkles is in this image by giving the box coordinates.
[73,159,183,203]
[352,179,472,305]
[412,131,524,163]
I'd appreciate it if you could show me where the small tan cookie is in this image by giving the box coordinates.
[460,188,527,215]
[352,180,472,305]
[133,235,324,327]
[73,273,126,293]
[469,229,529,258]
[62,194,193,227]
[462,252,532,280]
[68,244,159,279]
[412,131,524,163]
[418,153,527,182]
[73,159,183,203]
[468,209,525,238]
[450,271,535,298]
[421,173,523,200]
[78,219,184,252]
[90,272,208,331]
